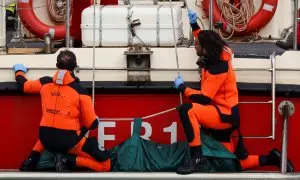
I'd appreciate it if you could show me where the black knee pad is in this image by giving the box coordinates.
[202,128,234,142]
[82,138,110,162]
[177,103,195,143]
[178,103,193,115]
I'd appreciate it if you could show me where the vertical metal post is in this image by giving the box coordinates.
[66,0,71,48]
[278,101,294,174]
[271,53,276,140]
[281,104,289,173]
[15,2,19,35]
[209,0,214,30]
[293,0,298,50]
[44,33,52,54]
[0,0,6,47]
[15,3,22,40]
[92,0,96,105]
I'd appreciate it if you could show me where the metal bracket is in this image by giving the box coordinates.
[124,45,153,82]
[0,47,6,54]
[44,33,52,54]
[278,101,295,116]
[123,0,131,5]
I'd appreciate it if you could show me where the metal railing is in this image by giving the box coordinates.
[234,53,276,139]
[65,0,71,48]
[209,0,213,30]
[294,0,298,50]
[278,101,295,173]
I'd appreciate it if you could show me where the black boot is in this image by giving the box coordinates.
[176,156,210,175]
[55,153,76,172]
[19,151,41,171]
[176,146,210,174]
[260,148,294,172]
[268,148,294,172]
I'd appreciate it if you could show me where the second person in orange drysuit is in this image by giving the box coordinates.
[15,50,110,172]
[174,10,294,175]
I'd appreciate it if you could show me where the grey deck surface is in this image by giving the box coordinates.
[228,42,286,59]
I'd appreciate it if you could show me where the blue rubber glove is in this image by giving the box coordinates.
[174,75,184,89]
[188,10,197,24]
[13,64,27,73]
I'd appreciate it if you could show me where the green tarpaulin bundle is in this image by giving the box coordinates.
[36,118,241,172]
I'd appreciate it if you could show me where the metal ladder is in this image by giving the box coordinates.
[236,52,294,174]
[235,52,276,140]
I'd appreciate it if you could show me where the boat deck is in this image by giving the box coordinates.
[228,42,286,58]
[5,29,286,59]
[0,172,299,180]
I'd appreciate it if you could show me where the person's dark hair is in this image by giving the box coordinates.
[198,30,228,64]
[56,50,77,71]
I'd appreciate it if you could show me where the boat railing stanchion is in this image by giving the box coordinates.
[271,52,276,140]
[66,0,71,48]
[293,0,298,50]
[278,101,295,173]
[92,0,97,105]
[0,0,5,50]
[44,33,52,54]
[209,0,213,30]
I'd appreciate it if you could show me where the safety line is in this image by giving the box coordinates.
[99,107,177,121]
[168,0,183,105]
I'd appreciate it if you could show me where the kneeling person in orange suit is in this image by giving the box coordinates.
[15,50,110,172]
[174,10,294,175]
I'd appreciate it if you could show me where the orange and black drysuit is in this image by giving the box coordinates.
[15,70,110,172]
[177,22,268,170]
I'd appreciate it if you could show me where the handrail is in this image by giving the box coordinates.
[271,53,276,140]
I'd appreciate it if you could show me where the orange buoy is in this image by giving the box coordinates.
[18,0,118,40]
[18,0,66,40]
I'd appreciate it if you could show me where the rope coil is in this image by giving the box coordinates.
[47,0,73,23]
[219,0,254,39]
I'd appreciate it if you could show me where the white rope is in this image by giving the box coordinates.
[99,107,177,121]
[143,107,177,120]
[168,0,182,105]
[219,0,254,39]
[47,0,72,23]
